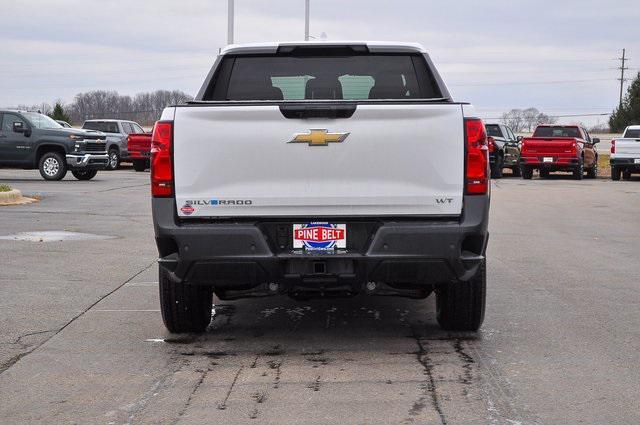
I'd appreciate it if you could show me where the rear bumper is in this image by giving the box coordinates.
[66,153,109,170]
[152,196,490,289]
[520,156,579,170]
[128,150,150,160]
[489,153,498,167]
[610,157,640,171]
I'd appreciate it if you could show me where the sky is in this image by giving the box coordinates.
[1,0,639,127]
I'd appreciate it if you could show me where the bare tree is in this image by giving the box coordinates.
[67,89,192,125]
[500,109,525,132]
[522,108,540,131]
[500,108,558,132]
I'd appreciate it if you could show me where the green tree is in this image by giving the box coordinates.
[610,72,640,132]
[48,102,72,124]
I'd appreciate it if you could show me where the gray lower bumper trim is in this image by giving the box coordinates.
[66,153,109,168]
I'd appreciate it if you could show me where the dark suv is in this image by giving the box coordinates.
[485,123,521,178]
[0,110,108,181]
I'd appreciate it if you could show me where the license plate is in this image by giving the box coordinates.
[543,157,553,163]
[635,159,640,164]
[293,223,346,250]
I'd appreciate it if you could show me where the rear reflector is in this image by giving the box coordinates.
[611,140,616,154]
[151,121,173,197]
[487,136,496,153]
[465,118,489,195]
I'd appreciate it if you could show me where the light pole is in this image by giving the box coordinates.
[228,0,234,45]
[304,0,310,41]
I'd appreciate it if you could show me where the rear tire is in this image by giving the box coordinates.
[512,166,521,177]
[573,159,584,180]
[611,166,621,181]
[159,266,213,333]
[132,159,148,172]
[522,166,533,180]
[38,151,67,181]
[436,261,486,331]
[72,169,98,180]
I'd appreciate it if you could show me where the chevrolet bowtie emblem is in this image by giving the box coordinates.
[288,129,350,146]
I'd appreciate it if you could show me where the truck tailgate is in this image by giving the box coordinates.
[522,138,576,154]
[173,103,464,217]
[616,138,640,156]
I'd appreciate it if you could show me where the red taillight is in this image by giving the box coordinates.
[487,136,496,153]
[611,140,616,154]
[465,118,489,195]
[151,120,173,197]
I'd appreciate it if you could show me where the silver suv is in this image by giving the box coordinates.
[81,119,146,170]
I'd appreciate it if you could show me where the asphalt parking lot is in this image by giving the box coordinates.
[0,169,639,424]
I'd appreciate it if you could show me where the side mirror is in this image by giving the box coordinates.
[12,122,25,133]
[592,137,600,144]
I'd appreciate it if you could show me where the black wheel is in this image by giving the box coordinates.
[539,169,550,178]
[132,159,148,172]
[72,169,98,180]
[512,166,521,177]
[586,162,598,179]
[436,261,486,331]
[159,266,213,333]
[573,159,584,180]
[490,156,503,179]
[107,149,120,170]
[622,170,632,180]
[611,166,621,181]
[522,166,533,180]
[38,151,67,181]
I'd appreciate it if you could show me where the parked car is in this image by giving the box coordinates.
[520,125,599,180]
[485,123,521,178]
[0,110,108,180]
[56,120,72,128]
[151,41,489,333]
[610,125,640,180]
[127,131,152,172]
[81,119,146,170]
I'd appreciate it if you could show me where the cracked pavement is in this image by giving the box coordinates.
[1,169,639,424]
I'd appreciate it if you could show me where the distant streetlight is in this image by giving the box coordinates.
[228,0,234,45]
[305,0,310,41]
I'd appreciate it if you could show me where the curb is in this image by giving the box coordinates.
[0,189,38,206]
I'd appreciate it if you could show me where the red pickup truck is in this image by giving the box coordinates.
[520,125,599,180]
[127,132,152,172]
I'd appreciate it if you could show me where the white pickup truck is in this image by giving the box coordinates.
[150,41,490,333]
[611,125,640,180]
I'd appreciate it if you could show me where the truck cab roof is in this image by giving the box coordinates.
[220,41,427,56]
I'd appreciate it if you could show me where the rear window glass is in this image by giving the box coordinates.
[624,129,640,138]
[206,54,442,101]
[83,121,120,133]
[485,125,502,138]
[533,127,581,138]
